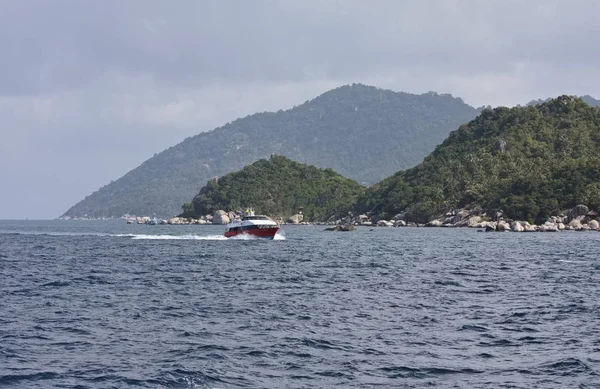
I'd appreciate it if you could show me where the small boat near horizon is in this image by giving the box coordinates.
[224,208,280,239]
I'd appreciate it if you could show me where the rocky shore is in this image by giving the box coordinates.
[326,204,600,232]
[126,204,600,233]
[126,210,294,226]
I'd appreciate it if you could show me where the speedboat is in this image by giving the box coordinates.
[224,208,280,239]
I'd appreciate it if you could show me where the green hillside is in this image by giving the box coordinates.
[184,155,365,221]
[358,96,600,224]
[60,84,479,218]
[527,95,600,107]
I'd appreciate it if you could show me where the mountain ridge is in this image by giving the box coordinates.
[61,84,479,218]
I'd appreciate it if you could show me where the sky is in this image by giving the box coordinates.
[1,0,599,219]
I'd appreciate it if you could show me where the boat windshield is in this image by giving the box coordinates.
[243,215,269,220]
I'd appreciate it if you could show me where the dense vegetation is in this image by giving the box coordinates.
[357,96,600,224]
[184,155,366,221]
[527,95,600,107]
[61,84,479,218]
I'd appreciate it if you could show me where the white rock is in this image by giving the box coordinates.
[540,223,558,232]
[511,221,524,232]
[467,216,482,228]
[287,214,304,224]
[212,210,230,225]
[497,221,511,232]
[425,219,443,227]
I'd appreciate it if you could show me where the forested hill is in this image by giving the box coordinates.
[184,155,365,221]
[61,84,479,218]
[527,95,600,107]
[357,96,600,224]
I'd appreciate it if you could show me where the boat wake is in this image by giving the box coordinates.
[0,231,286,240]
[131,233,286,240]
[131,234,229,240]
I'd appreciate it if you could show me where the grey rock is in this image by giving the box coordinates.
[567,205,589,222]
[212,210,230,225]
[510,221,524,232]
[287,214,304,224]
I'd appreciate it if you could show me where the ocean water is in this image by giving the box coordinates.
[1,220,599,388]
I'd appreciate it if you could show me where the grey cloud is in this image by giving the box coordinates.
[3,0,599,96]
[1,0,599,218]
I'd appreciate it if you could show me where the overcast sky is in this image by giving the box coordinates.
[1,0,599,219]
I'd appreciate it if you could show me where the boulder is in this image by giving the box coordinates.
[212,210,230,225]
[557,222,566,230]
[567,205,589,223]
[394,220,407,227]
[425,219,443,227]
[511,221,524,232]
[540,223,558,232]
[377,220,393,227]
[588,220,599,230]
[392,212,406,221]
[457,209,470,218]
[287,214,304,224]
[357,214,370,223]
[497,221,511,232]
[569,219,582,229]
[467,216,482,228]
[450,209,470,225]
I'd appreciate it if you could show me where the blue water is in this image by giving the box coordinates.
[1,220,600,388]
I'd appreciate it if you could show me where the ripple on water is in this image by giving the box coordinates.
[1,222,600,388]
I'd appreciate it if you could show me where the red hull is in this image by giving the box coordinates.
[224,226,279,239]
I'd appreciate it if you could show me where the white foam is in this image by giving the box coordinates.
[0,230,131,237]
[130,234,228,240]
[130,232,286,241]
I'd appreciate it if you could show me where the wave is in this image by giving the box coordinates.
[0,372,60,385]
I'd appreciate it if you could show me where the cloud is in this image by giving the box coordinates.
[0,0,599,218]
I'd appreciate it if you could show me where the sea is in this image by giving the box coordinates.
[1,220,599,388]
